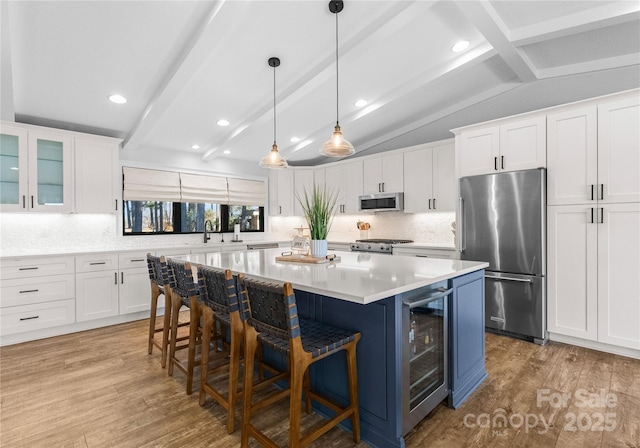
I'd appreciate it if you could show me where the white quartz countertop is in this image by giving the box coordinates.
[173,248,488,305]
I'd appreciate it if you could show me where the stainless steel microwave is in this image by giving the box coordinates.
[359,192,404,212]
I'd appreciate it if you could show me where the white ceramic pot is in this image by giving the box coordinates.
[310,239,328,258]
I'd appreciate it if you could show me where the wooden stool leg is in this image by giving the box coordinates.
[160,288,171,368]
[199,306,214,406]
[168,292,182,377]
[303,369,312,414]
[288,359,306,448]
[241,328,258,448]
[186,297,201,395]
[226,318,243,434]
[148,285,159,354]
[346,344,361,443]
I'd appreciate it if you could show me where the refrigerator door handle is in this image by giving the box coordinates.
[485,273,533,284]
[459,197,465,253]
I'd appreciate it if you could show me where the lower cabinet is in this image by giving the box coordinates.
[393,247,458,259]
[75,252,150,322]
[548,203,640,350]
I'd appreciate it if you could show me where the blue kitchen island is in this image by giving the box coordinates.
[176,249,488,448]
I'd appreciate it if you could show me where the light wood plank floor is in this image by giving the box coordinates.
[1,319,638,447]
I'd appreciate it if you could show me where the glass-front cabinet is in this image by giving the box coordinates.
[0,123,73,212]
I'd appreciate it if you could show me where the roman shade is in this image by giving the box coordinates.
[122,167,181,202]
[180,173,228,203]
[227,178,265,206]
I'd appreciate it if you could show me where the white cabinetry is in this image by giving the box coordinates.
[293,169,314,216]
[0,122,73,213]
[118,252,151,315]
[456,116,546,178]
[324,160,363,214]
[75,252,150,322]
[547,204,640,350]
[0,256,75,335]
[363,153,403,194]
[403,142,455,213]
[392,247,458,259]
[268,169,293,216]
[74,137,120,213]
[547,90,640,351]
[75,254,119,322]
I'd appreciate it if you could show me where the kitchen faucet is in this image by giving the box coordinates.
[204,219,214,243]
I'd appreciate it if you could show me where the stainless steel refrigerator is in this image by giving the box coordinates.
[459,168,547,344]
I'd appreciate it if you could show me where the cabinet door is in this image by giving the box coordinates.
[381,153,404,193]
[27,130,73,212]
[362,157,384,194]
[0,124,28,212]
[76,271,119,321]
[324,165,347,213]
[598,95,640,204]
[343,160,363,214]
[75,138,118,213]
[457,126,499,177]
[546,107,598,205]
[432,143,455,212]
[597,203,640,349]
[547,205,598,340]
[268,169,293,216]
[499,116,546,172]
[293,169,314,216]
[403,146,433,213]
[119,268,150,314]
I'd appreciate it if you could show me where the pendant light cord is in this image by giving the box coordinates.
[273,63,277,145]
[335,9,339,127]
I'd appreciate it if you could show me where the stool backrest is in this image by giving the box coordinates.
[238,274,299,341]
[147,253,169,288]
[197,265,238,315]
[166,258,197,298]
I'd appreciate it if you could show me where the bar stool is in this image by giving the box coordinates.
[196,265,244,433]
[146,253,171,368]
[238,274,361,448]
[166,258,202,395]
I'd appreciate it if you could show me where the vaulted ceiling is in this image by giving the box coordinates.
[2,1,639,167]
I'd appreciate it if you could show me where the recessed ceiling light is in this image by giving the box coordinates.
[290,137,301,143]
[223,150,231,154]
[191,144,200,150]
[108,94,127,104]
[355,99,368,107]
[451,40,470,53]
[217,119,230,126]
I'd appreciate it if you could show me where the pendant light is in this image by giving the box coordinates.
[260,57,288,169]
[320,0,354,157]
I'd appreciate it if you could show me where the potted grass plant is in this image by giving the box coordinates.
[296,183,338,258]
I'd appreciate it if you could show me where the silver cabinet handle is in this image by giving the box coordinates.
[403,287,452,309]
[459,197,465,253]
[485,273,533,283]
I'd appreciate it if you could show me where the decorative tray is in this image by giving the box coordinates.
[275,253,340,264]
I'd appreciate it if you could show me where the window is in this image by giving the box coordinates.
[123,200,263,235]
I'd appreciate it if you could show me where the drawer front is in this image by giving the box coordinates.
[1,256,75,280]
[0,299,75,335]
[75,254,118,273]
[118,252,149,270]
[393,248,455,259]
[0,274,75,308]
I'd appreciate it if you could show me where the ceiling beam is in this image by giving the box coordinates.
[123,0,231,151]
[455,0,538,83]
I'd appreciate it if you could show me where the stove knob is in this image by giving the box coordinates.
[380,245,385,251]
[367,244,371,250]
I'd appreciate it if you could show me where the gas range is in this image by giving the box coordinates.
[350,238,414,254]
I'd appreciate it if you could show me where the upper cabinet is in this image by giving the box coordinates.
[455,116,546,178]
[268,169,293,216]
[1,123,73,212]
[324,160,363,214]
[74,137,119,213]
[403,142,455,213]
[293,169,315,216]
[363,153,403,194]
[547,92,639,205]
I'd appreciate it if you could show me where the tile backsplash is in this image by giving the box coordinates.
[1,211,456,257]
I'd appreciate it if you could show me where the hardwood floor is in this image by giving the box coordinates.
[1,320,638,448]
